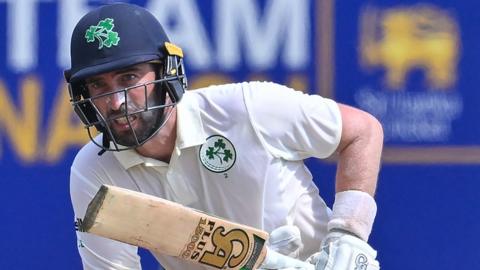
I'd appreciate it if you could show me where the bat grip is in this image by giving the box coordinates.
[260,248,315,270]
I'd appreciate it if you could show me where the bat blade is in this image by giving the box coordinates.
[80,185,268,270]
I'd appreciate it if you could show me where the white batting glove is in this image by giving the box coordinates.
[308,231,380,270]
[259,225,314,270]
[260,248,315,270]
[267,225,303,258]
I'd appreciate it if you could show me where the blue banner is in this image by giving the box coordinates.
[1,1,479,269]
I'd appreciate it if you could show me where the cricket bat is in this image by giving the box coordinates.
[79,185,314,270]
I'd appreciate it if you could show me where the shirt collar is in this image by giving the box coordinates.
[113,92,206,170]
[175,91,206,149]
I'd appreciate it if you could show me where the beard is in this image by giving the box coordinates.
[110,108,162,146]
[104,89,166,147]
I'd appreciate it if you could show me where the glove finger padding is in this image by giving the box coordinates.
[259,249,315,270]
[267,225,304,258]
[310,234,380,270]
[259,225,314,269]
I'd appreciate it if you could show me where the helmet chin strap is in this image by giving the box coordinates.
[99,134,110,156]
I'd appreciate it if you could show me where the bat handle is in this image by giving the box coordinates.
[260,248,315,270]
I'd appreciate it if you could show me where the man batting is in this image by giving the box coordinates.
[65,3,383,269]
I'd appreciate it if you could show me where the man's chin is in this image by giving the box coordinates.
[111,130,150,147]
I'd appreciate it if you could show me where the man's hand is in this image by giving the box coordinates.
[308,231,380,270]
[267,225,303,258]
[259,225,314,269]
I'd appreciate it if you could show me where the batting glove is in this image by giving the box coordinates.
[308,230,380,270]
[259,225,314,270]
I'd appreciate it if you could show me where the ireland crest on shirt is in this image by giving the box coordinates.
[199,135,236,173]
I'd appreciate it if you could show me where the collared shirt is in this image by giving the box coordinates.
[70,81,342,270]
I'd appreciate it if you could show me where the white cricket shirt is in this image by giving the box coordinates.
[70,81,342,270]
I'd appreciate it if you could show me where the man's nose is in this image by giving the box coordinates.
[106,91,126,111]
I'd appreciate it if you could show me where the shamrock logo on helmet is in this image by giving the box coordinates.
[85,18,120,49]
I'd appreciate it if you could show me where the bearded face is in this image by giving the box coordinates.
[102,86,166,146]
[85,63,171,148]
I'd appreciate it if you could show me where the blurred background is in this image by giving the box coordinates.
[1,0,479,269]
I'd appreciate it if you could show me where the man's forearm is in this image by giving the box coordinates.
[334,104,383,195]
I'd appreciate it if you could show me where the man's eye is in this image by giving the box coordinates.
[87,81,105,90]
[122,74,137,83]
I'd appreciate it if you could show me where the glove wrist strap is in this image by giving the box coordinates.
[327,190,377,241]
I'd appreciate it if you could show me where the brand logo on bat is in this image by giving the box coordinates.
[199,135,236,173]
[74,218,83,231]
[181,217,260,269]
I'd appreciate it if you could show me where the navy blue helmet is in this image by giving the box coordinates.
[64,3,187,153]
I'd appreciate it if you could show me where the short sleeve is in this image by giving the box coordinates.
[243,82,342,160]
